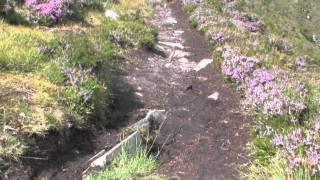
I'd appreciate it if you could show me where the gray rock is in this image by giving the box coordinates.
[131,109,166,131]
[152,44,170,57]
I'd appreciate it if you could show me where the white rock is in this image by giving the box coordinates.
[159,41,184,49]
[174,30,184,35]
[165,63,172,68]
[105,10,119,20]
[173,50,191,58]
[135,92,143,97]
[208,92,219,101]
[194,59,213,72]
[178,58,189,63]
[165,17,177,25]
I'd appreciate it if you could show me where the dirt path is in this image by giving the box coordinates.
[126,2,252,179]
[19,1,251,179]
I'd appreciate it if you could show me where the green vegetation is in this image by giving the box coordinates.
[89,147,163,180]
[185,0,320,178]
[0,0,156,167]
[237,0,320,65]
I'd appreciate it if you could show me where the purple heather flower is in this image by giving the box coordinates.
[25,0,63,22]
[230,11,264,32]
[306,150,320,166]
[304,134,314,146]
[273,135,284,146]
[289,157,302,170]
[25,0,39,6]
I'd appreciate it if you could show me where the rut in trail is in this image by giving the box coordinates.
[125,1,252,179]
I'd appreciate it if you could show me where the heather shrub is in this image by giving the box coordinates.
[183,0,320,178]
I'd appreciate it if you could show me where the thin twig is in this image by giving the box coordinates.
[20,156,49,160]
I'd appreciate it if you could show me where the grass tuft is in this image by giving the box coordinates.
[89,147,163,180]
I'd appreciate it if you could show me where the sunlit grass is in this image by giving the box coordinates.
[0,0,157,161]
[0,21,55,71]
[0,72,74,158]
[89,147,163,180]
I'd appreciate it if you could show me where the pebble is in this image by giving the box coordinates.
[194,59,213,72]
[208,92,219,101]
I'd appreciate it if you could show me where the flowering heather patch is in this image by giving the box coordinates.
[273,122,320,175]
[209,29,226,44]
[221,47,260,86]
[230,11,264,32]
[245,68,287,116]
[245,68,308,117]
[25,0,63,22]
[221,46,307,117]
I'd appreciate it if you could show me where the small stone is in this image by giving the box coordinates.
[208,92,219,101]
[159,41,185,49]
[152,44,169,57]
[135,92,143,97]
[165,63,172,68]
[194,59,213,72]
[178,58,189,63]
[197,76,208,81]
[174,30,184,35]
[165,17,177,25]
[173,50,191,58]
[105,10,119,20]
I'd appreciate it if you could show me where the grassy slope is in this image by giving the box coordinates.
[0,0,156,165]
[185,0,320,179]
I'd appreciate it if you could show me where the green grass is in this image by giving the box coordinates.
[237,0,320,65]
[89,147,163,180]
[0,0,157,161]
[244,158,317,180]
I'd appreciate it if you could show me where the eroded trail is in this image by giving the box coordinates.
[123,2,252,179]
[28,1,251,179]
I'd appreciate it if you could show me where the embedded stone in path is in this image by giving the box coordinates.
[174,30,184,35]
[159,41,185,49]
[152,44,170,57]
[194,58,213,72]
[208,92,219,101]
[164,17,177,26]
[131,109,166,131]
[173,50,191,59]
